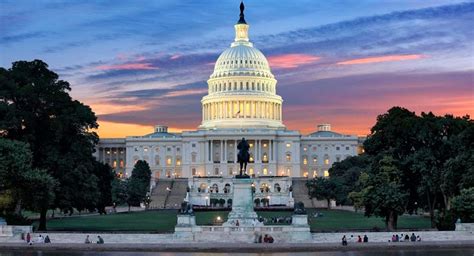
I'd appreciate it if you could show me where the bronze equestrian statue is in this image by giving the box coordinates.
[237,137,250,177]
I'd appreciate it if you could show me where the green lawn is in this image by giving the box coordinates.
[33,209,431,233]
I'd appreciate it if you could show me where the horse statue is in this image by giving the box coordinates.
[237,137,250,177]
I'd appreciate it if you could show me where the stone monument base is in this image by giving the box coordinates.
[223,178,261,227]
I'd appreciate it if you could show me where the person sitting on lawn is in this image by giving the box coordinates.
[85,235,91,244]
[342,235,348,246]
[363,235,368,243]
[263,234,269,243]
[357,235,362,243]
[268,235,274,243]
[404,234,410,241]
[410,233,416,242]
[417,235,421,242]
[44,235,51,243]
[97,236,104,244]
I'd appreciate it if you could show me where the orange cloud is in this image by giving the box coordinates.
[336,54,425,65]
[96,62,158,71]
[268,54,320,69]
[95,121,154,138]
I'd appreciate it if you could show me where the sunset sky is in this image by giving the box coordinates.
[1,0,473,138]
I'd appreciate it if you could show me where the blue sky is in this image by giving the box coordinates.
[1,0,473,137]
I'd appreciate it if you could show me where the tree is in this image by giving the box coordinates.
[355,155,408,231]
[307,177,342,209]
[0,60,101,230]
[111,179,128,208]
[451,188,474,223]
[328,155,369,205]
[93,162,115,214]
[0,138,57,223]
[126,160,151,211]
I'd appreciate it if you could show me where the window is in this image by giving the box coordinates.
[155,156,160,166]
[303,157,308,165]
[324,158,329,165]
[313,156,318,164]
[336,147,340,150]
[263,143,267,148]
[166,157,172,165]
[312,146,317,151]
[286,153,291,162]
[119,160,124,168]
[192,168,197,176]
[113,160,117,168]
[192,143,196,148]
[346,146,350,150]
[324,170,330,177]
[286,143,291,148]
[336,156,341,162]
[249,168,254,175]
[191,153,197,163]
[303,147,307,151]
[176,158,181,166]
[144,147,148,152]
[177,147,180,152]
[263,168,268,175]
[214,168,219,175]
[167,147,171,152]
[263,153,268,162]
[313,170,318,177]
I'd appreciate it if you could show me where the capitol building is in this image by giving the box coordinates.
[94,3,363,207]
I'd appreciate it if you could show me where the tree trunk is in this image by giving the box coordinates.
[14,199,22,215]
[128,204,131,212]
[38,208,48,231]
[427,192,437,228]
[327,199,331,209]
[386,211,398,231]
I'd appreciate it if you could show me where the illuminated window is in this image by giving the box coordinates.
[106,151,110,155]
[303,147,307,151]
[313,170,318,177]
[303,157,308,165]
[166,157,172,165]
[263,153,268,162]
[249,155,254,162]
[313,157,317,164]
[113,160,117,168]
[324,156,329,165]
[176,158,181,166]
[249,143,253,148]
[286,168,291,176]
[120,160,124,168]
[324,170,330,177]
[263,143,267,148]
[303,171,308,177]
[263,168,268,175]
[286,153,291,162]
[249,168,254,175]
[144,147,148,152]
[286,143,291,148]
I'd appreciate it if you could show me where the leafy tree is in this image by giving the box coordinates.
[0,138,57,223]
[93,162,115,214]
[451,188,474,223]
[126,160,151,211]
[307,177,342,209]
[111,179,128,208]
[328,155,369,205]
[0,60,101,230]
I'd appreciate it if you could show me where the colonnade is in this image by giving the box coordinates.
[202,100,282,121]
[204,139,275,164]
[100,147,126,170]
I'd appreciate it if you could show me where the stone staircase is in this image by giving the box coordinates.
[149,179,173,209]
[291,178,315,208]
[165,179,188,209]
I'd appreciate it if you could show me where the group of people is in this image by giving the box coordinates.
[390,233,421,242]
[261,216,292,224]
[254,233,274,243]
[341,234,368,246]
[24,233,50,245]
[84,235,105,244]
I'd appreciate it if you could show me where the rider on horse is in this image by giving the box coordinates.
[237,138,250,176]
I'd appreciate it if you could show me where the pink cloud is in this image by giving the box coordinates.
[170,54,182,60]
[267,54,320,69]
[96,62,158,71]
[336,54,425,65]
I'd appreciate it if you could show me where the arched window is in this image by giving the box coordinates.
[199,183,207,193]
[286,153,291,162]
[211,183,219,193]
[303,156,308,165]
[324,155,330,165]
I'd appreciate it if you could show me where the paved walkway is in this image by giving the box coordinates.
[1,241,473,252]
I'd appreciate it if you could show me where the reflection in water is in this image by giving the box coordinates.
[0,250,473,256]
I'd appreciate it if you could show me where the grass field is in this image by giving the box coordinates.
[33,209,431,233]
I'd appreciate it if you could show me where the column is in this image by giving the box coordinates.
[234,139,238,163]
[256,140,260,161]
[224,140,227,162]
[269,141,272,162]
[243,100,246,117]
[210,140,213,163]
[205,141,209,163]
[220,140,223,163]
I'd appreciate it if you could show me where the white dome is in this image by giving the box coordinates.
[210,44,274,79]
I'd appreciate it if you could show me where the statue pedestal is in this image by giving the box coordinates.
[224,178,260,227]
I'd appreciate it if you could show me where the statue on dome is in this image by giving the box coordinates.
[237,1,247,24]
[237,137,250,178]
